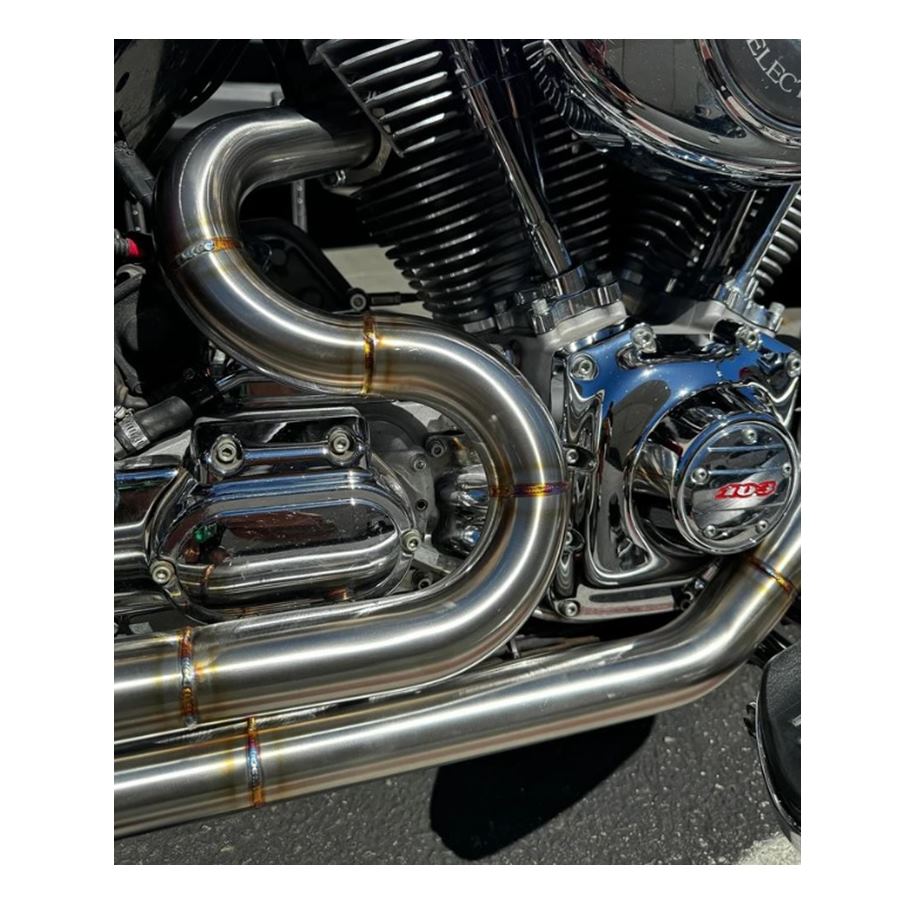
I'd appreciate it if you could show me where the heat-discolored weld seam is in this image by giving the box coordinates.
[178,627,198,726]
[746,555,797,598]
[246,717,265,808]
[174,237,243,269]
[362,314,377,395]
[489,481,569,498]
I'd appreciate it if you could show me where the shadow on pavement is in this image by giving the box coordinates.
[429,716,654,860]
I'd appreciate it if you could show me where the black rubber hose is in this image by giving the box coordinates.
[114,382,219,458]
[114,395,193,458]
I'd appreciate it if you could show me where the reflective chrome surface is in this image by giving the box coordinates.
[114,464,182,589]
[115,107,568,738]
[636,402,798,555]
[115,404,420,612]
[561,326,800,588]
[532,40,800,184]
[114,505,799,835]
[712,185,801,326]
[433,463,488,556]
[157,469,415,608]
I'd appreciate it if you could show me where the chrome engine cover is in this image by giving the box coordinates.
[560,325,800,593]
[114,403,423,615]
[530,39,800,185]
[635,396,798,555]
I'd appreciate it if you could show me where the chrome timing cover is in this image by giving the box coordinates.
[560,325,800,593]
[635,397,799,555]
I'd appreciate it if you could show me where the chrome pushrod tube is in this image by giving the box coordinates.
[114,107,568,739]
[115,507,799,836]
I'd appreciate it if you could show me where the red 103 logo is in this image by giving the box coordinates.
[714,480,777,500]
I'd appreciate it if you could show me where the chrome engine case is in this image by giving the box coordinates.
[556,323,799,609]
[114,401,435,619]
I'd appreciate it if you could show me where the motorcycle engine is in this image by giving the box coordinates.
[115,39,800,630]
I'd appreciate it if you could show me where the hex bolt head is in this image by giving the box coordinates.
[691,466,710,485]
[736,325,761,351]
[786,352,801,378]
[150,560,175,586]
[401,529,422,554]
[328,428,354,456]
[427,439,446,458]
[412,455,427,472]
[630,323,657,354]
[560,600,580,619]
[213,436,239,466]
[703,524,719,540]
[741,427,758,446]
[570,354,597,380]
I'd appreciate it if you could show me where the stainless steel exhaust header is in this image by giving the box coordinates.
[114,108,568,739]
[115,506,799,836]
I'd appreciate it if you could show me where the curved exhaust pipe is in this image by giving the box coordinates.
[115,506,799,835]
[114,108,568,739]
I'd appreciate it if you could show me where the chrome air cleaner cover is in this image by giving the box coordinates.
[531,39,800,185]
[633,397,799,556]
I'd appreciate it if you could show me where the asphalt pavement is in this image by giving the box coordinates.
[115,661,798,865]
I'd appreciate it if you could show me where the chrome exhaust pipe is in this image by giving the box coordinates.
[115,506,799,836]
[114,108,568,739]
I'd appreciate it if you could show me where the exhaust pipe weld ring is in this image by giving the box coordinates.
[177,627,198,726]
[490,481,569,498]
[746,555,798,598]
[246,717,265,808]
[173,237,243,269]
[362,314,377,395]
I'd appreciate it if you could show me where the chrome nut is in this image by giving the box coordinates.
[785,352,801,378]
[401,529,422,554]
[570,354,596,380]
[150,559,176,586]
[736,325,761,351]
[328,428,354,457]
[559,600,580,619]
[630,323,657,354]
[210,435,242,475]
